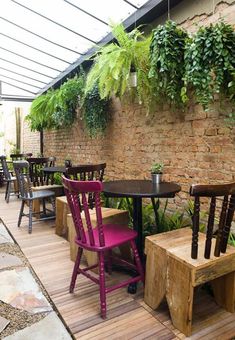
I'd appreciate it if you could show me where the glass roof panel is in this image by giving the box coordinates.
[0,0,151,100]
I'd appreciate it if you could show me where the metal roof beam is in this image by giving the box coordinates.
[11,0,97,44]
[0,67,47,85]
[0,74,41,89]
[1,80,36,95]
[0,94,34,102]
[0,46,63,73]
[0,32,71,64]
[0,57,54,79]
[64,0,109,26]
[123,0,139,9]
[0,16,82,55]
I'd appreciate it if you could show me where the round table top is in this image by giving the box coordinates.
[43,166,66,173]
[103,180,181,198]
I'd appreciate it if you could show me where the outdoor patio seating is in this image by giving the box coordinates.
[13,160,55,234]
[55,163,107,236]
[0,155,18,203]
[144,182,235,336]
[10,153,33,161]
[62,177,144,318]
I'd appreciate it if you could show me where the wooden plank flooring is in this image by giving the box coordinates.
[1,190,235,339]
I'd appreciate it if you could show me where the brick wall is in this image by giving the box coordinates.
[40,1,235,207]
[22,121,40,156]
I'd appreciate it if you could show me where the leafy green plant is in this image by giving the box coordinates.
[52,74,85,128]
[151,162,164,174]
[82,86,110,137]
[26,90,57,131]
[149,20,188,106]
[85,23,153,110]
[183,21,235,109]
[53,172,62,185]
[26,72,85,131]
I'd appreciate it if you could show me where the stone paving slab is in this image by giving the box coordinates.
[0,316,10,334]
[4,312,72,340]
[0,268,52,314]
[0,224,14,244]
[0,252,23,270]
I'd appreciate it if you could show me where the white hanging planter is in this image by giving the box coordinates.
[129,71,137,87]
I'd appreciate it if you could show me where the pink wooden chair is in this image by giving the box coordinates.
[62,176,144,318]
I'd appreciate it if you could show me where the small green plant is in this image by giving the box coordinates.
[151,163,164,174]
[53,172,62,185]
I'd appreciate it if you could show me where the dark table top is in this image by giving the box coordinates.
[103,180,181,198]
[43,166,66,174]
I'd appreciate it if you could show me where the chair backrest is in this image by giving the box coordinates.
[13,161,33,199]
[26,157,51,186]
[10,153,32,161]
[62,177,105,248]
[0,155,11,180]
[190,182,235,259]
[65,163,106,208]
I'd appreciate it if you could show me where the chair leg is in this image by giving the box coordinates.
[18,201,25,227]
[70,247,83,293]
[99,251,107,319]
[5,182,8,201]
[166,255,194,337]
[130,240,145,283]
[50,196,56,215]
[211,271,235,312]
[28,201,33,234]
[42,198,46,216]
[6,182,11,203]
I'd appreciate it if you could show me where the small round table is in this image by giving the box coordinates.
[103,180,181,261]
[103,180,181,292]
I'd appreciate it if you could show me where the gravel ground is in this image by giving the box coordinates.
[0,221,67,338]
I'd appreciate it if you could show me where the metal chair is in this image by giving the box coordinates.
[63,177,144,318]
[13,161,55,234]
[144,182,235,336]
[0,155,17,203]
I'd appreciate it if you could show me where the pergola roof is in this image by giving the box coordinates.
[0,0,182,102]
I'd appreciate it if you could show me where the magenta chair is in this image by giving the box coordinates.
[62,177,144,318]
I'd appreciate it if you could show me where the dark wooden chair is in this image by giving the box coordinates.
[13,161,55,234]
[10,153,32,161]
[62,177,144,318]
[26,157,52,186]
[144,182,235,336]
[0,155,17,203]
[65,163,106,209]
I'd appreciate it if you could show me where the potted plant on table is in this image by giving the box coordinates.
[151,163,164,185]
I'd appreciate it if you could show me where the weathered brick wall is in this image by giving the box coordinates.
[40,1,235,207]
[22,120,40,156]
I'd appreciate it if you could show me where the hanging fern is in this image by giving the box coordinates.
[149,20,188,107]
[26,72,85,131]
[82,86,109,138]
[85,23,153,110]
[183,21,235,109]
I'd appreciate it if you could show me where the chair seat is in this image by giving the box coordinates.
[22,190,55,201]
[76,224,137,251]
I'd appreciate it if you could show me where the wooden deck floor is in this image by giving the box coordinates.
[1,190,235,339]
